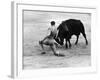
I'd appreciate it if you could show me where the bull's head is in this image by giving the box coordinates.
[54,37,62,45]
[54,29,64,45]
[54,21,69,46]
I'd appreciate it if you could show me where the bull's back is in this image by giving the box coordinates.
[65,19,84,35]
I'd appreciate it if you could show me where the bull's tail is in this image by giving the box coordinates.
[80,21,88,45]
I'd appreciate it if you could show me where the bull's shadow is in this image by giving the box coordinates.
[55,40,88,50]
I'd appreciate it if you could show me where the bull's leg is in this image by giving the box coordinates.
[82,33,88,45]
[75,35,79,45]
[65,39,68,48]
[68,39,71,48]
[60,38,64,45]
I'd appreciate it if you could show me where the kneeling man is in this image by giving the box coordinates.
[39,21,64,57]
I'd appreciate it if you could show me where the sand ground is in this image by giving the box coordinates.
[23,11,91,69]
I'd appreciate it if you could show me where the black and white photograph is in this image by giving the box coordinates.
[23,10,91,69]
[0,0,99,80]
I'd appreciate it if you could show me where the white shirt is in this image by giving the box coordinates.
[47,25,57,36]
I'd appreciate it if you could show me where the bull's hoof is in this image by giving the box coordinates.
[86,41,88,45]
[41,52,46,54]
[75,42,77,45]
[66,46,68,49]
[65,45,68,49]
[39,41,42,44]
[65,43,68,49]
[54,53,65,57]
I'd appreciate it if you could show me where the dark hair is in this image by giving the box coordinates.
[51,21,55,25]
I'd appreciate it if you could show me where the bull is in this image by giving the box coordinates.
[55,19,88,48]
